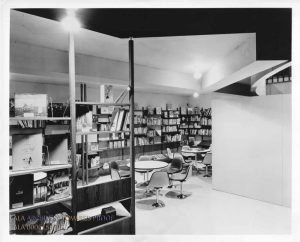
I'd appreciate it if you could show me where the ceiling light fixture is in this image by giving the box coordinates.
[193,71,202,80]
[61,9,81,32]
[193,92,199,98]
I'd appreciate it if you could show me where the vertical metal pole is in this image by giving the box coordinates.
[69,31,77,232]
[129,37,135,234]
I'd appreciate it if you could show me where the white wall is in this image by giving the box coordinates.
[212,94,291,207]
[10,80,189,108]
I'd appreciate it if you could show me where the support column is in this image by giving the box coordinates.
[69,31,77,231]
[129,37,135,234]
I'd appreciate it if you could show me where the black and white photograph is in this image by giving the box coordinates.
[1,0,300,241]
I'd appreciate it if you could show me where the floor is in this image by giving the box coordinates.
[135,169,291,234]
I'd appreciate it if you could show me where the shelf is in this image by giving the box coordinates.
[9,196,72,214]
[77,200,131,221]
[9,164,72,177]
[78,216,131,235]
[76,102,130,107]
[162,117,179,119]
[10,117,71,121]
[162,131,180,134]
[77,130,126,135]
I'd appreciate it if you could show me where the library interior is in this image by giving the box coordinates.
[7,8,292,235]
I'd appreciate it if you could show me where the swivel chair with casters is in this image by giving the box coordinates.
[169,164,193,199]
[109,161,131,178]
[147,171,170,208]
[202,152,212,177]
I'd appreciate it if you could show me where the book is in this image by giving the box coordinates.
[47,170,70,201]
[110,108,120,132]
[12,133,43,170]
[44,135,68,165]
[100,85,113,103]
[10,174,34,209]
[116,109,125,131]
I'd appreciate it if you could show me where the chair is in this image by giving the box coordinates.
[147,171,170,207]
[169,165,193,199]
[161,153,183,188]
[166,148,174,159]
[161,154,183,174]
[109,161,130,178]
[110,168,121,180]
[174,152,192,168]
[202,152,212,177]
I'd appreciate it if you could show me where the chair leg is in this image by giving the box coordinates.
[203,165,211,177]
[177,182,185,199]
[152,189,165,207]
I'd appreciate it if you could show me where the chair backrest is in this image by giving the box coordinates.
[166,148,174,159]
[147,171,169,189]
[170,154,183,170]
[138,155,153,161]
[203,152,212,165]
[110,161,119,170]
[111,168,121,180]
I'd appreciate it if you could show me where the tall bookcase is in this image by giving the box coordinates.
[75,101,134,234]
[179,107,212,145]
[9,36,136,235]
[9,110,75,234]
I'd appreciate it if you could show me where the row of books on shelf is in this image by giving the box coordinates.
[189,129,212,136]
[183,107,212,116]
[77,107,130,133]
[147,117,162,126]
[162,110,179,118]
[134,127,148,134]
[134,137,150,146]
[162,126,178,132]
[134,116,147,125]
[96,116,112,123]
[200,117,212,125]
[162,118,180,125]
[147,129,160,137]
[10,170,71,209]
[163,134,181,143]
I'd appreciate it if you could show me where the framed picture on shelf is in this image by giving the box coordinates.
[14,93,48,117]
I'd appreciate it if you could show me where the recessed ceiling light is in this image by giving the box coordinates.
[193,71,202,80]
[193,92,199,98]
